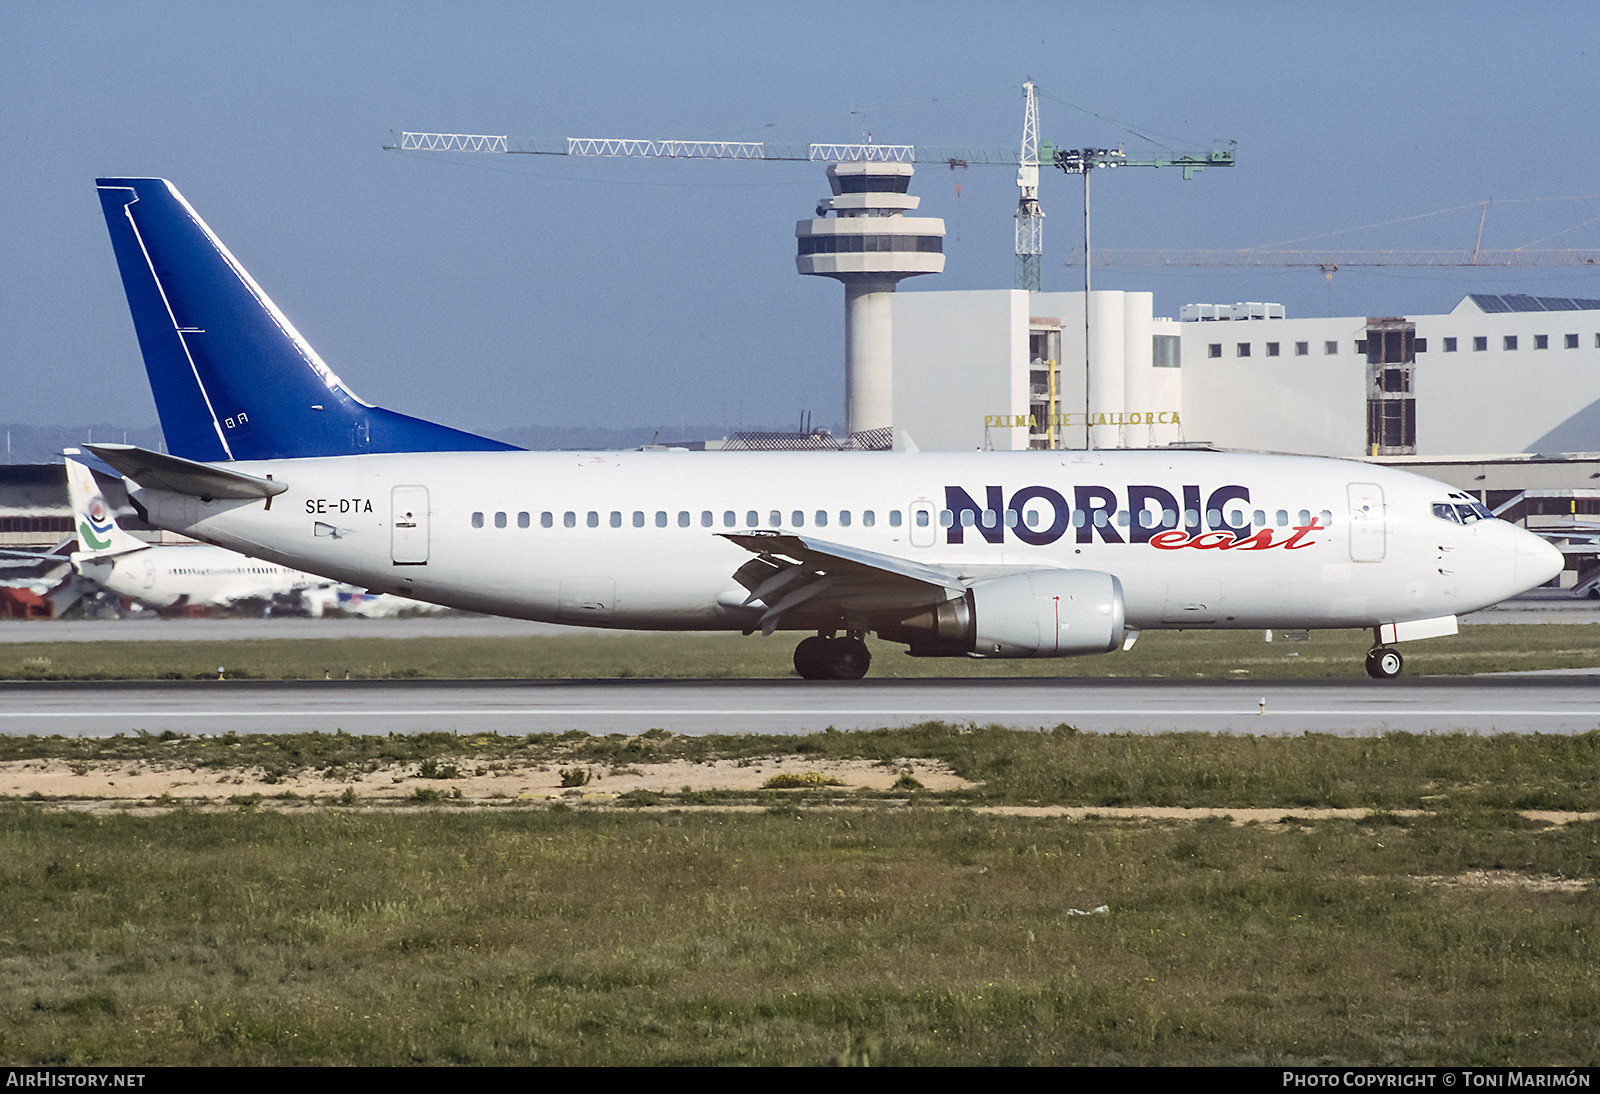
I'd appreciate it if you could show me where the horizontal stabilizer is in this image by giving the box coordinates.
[85,444,288,501]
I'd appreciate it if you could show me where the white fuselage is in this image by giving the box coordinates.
[124,447,1561,639]
[73,543,325,609]
[122,448,1561,639]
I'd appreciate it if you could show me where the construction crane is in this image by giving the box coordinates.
[1071,248,1600,283]
[1014,80,1044,291]
[390,100,1236,451]
[1076,197,1600,279]
[389,90,1233,291]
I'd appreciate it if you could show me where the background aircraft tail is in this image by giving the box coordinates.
[65,456,148,560]
[94,178,519,462]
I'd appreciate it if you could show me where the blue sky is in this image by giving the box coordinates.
[3,0,1597,436]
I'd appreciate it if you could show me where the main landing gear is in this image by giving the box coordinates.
[793,633,872,680]
[1365,645,1403,680]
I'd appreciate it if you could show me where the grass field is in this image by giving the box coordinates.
[1,725,1597,1066]
[2,620,1597,681]
[2,804,1596,1066]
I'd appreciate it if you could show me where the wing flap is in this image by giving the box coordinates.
[721,531,965,634]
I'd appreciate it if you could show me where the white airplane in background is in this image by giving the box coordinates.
[84,178,1564,678]
[65,454,333,612]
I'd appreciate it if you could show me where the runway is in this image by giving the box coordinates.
[2,676,1595,737]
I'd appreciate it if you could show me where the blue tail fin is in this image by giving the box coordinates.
[95,178,519,461]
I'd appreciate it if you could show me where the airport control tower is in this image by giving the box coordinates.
[796,162,945,445]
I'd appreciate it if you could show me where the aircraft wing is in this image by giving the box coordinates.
[720,530,973,635]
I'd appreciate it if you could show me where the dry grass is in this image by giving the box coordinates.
[0,805,1594,1066]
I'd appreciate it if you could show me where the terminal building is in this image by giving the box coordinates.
[888,289,1600,459]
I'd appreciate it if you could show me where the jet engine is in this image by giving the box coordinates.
[883,569,1125,658]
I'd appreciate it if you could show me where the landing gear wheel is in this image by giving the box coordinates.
[792,635,872,680]
[824,636,872,680]
[793,636,831,680]
[1365,646,1403,680]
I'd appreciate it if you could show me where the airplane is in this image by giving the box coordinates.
[65,453,337,612]
[83,178,1565,678]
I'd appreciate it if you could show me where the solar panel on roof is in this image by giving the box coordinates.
[1467,293,1600,313]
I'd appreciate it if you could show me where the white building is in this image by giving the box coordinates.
[891,289,1600,459]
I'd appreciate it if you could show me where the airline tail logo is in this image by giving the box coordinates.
[79,496,116,552]
[67,457,142,557]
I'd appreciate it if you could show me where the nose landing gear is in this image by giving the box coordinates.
[1365,645,1404,680]
[793,633,872,680]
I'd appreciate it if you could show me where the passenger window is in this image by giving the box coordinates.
[914,510,928,528]
[632,511,644,528]
[564,511,576,528]
[1072,510,1087,528]
[1275,510,1288,527]
[792,511,805,527]
[746,511,759,527]
[889,511,901,527]
[815,510,828,527]
[541,511,553,528]
[1184,509,1199,526]
[939,510,954,528]
[655,511,667,528]
[981,509,996,529]
[518,512,530,528]
[611,511,623,528]
[1228,510,1243,527]
[723,511,736,527]
[494,512,507,528]
[701,511,713,528]
[1139,510,1155,529]
[471,512,484,529]
[1116,511,1129,527]
[1026,510,1040,528]
[1205,509,1221,526]
[677,511,690,528]
[768,511,781,527]
[1252,510,1265,527]
[1297,510,1311,527]
[1005,509,1018,528]
[838,511,851,527]
[587,512,599,528]
[960,510,975,527]
[1320,510,1334,526]
[863,510,876,527]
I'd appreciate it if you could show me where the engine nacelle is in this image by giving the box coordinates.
[885,569,1126,658]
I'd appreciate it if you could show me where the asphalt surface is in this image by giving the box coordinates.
[2,676,1595,737]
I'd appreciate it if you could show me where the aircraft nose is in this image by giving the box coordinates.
[1514,527,1565,591]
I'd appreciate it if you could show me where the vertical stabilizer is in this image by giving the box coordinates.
[65,457,148,560]
[94,178,520,461]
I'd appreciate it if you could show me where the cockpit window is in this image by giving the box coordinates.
[1436,496,1494,524]
[1447,492,1494,523]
